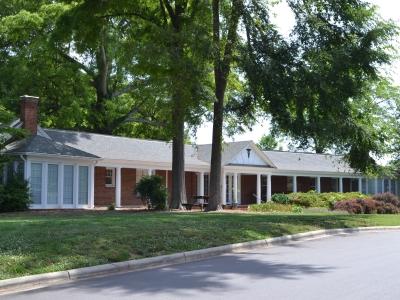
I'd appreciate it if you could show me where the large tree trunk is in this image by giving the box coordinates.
[207,0,241,211]
[171,94,187,209]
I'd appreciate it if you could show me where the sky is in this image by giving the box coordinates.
[195,0,400,146]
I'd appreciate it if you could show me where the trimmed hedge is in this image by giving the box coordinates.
[248,202,303,213]
[286,191,368,208]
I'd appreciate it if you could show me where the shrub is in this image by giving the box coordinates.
[333,198,400,214]
[107,203,115,211]
[0,177,31,212]
[287,191,368,208]
[135,175,168,210]
[291,205,303,213]
[333,199,364,214]
[271,193,290,204]
[248,202,294,213]
[372,193,400,207]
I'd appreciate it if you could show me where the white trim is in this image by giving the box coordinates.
[73,164,79,208]
[316,176,321,193]
[267,174,272,201]
[293,176,297,193]
[59,164,64,208]
[256,174,261,204]
[89,165,95,209]
[115,167,121,208]
[233,173,238,204]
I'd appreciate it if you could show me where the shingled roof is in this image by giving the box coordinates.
[263,150,355,173]
[44,129,208,166]
[5,134,99,159]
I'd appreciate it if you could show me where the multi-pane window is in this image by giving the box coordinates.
[79,166,89,205]
[63,165,74,205]
[31,163,43,204]
[47,164,59,204]
[105,168,115,187]
[204,174,209,196]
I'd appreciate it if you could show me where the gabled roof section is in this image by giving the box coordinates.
[263,150,354,173]
[44,129,208,166]
[5,134,99,159]
[197,140,275,167]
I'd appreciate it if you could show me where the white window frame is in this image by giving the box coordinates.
[105,168,115,187]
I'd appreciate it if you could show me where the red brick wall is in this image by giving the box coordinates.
[271,176,289,194]
[241,175,257,204]
[20,96,38,135]
[321,177,339,192]
[94,167,115,206]
[297,177,316,192]
[185,172,198,202]
[121,168,142,206]
[343,178,351,193]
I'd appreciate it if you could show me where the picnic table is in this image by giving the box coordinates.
[182,195,209,211]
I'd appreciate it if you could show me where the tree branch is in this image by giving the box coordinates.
[56,49,95,77]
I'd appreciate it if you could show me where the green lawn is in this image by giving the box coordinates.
[1,211,400,280]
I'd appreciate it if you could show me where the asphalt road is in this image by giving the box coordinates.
[3,231,400,300]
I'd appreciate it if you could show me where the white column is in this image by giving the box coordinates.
[267,174,272,201]
[388,179,392,193]
[316,176,321,193]
[147,169,153,176]
[365,178,369,194]
[115,167,121,208]
[228,174,233,203]
[73,164,79,208]
[375,178,378,194]
[233,173,238,204]
[89,165,95,209]
[293,176,297,193]
[222,171,227,205]
[339,177,343,193]
[382,179,385,193]
[43,163,48,208]
[256,173,261,204]
[358,177,363,193]
[24,159,31,182]
[59,164,64,208]
[199,172,204,196]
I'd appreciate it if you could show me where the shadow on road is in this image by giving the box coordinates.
[21,252,333,297]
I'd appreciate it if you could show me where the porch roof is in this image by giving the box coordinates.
[263,150,355,174]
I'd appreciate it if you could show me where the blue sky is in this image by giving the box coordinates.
[195,0,400,146]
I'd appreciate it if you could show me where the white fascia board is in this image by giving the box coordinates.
[26,154,98,165]
[270,169,362,177]
[223,165,363,177]
[96,159,209,172]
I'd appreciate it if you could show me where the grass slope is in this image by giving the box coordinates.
[1,211,400,280]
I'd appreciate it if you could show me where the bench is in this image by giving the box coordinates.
[182,196,209,211]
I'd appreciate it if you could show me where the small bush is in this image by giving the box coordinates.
[0,177,31,212]
[107,203,115,211]
[291,205,303,213]
[372,193,400,207]
[248,202,294,213]
[271,193,290,204]
[135,175,168,210]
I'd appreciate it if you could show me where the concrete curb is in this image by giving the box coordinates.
[1,226,400,294]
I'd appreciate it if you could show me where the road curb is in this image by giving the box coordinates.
[1,225,400,294]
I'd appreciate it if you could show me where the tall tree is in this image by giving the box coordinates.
[258,134,279,151]
[207,0,397,210]
[207,0,243,211]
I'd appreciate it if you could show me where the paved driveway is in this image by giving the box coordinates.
[2,231,400,300]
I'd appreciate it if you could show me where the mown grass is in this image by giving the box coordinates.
[0,210,400,280]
